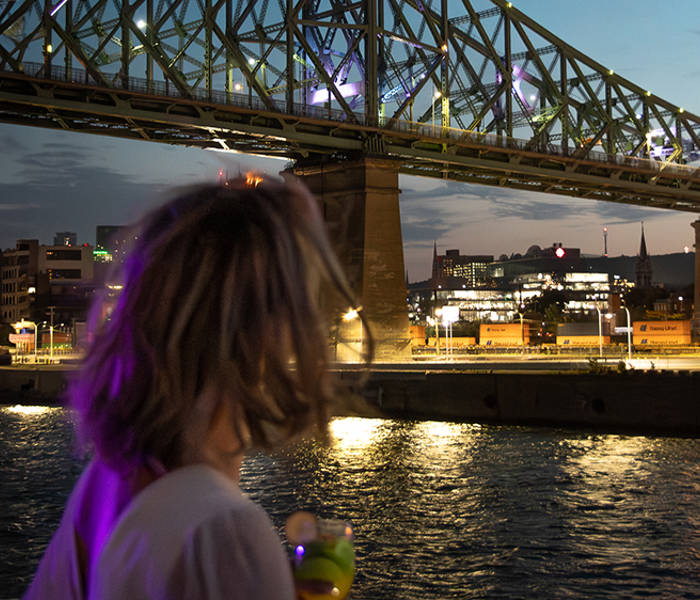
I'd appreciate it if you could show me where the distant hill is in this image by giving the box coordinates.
[584,253,694,288]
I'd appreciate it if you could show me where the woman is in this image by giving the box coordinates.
[24,174,367,599]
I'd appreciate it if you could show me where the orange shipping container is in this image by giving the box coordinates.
[557,335,610,346]
[633,321,691,335]
[409,325,426,340]
[428,336,476,348]
[480,336,528,347]
[633,321,691,345]
[480,323,530,346]
[480,323,530,338]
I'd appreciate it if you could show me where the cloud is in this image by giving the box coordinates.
[0,132,29,153]
[0,159,166,249]
[0,203,40,210]
[590,201,671,224]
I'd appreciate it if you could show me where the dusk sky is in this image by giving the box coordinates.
[1,0,699,281]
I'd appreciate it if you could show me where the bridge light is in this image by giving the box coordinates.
[234,82,242,91]
[607,69,614,76]
[248,57,256,65]
[136,19,147,30]
[506,2,512,7]
[679,107,685,114]
[46,44,53,53]
[646,90,651,97]
[433,90,442,100]
[343,308,360,321]
[49,0,67,17]
[441,44,448,52]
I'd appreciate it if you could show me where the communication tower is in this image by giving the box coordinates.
[603,226,608,257]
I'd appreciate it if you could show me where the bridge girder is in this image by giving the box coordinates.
[1,0,700,210]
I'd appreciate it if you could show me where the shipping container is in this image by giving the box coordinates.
[557,335,610,346]
[480,323,530,337]
[480,337,528,347]
[557,322,599,336]
[632,321,692,345]
[480,323,530,346]
[409,325,426,340]
[632,321,691,335]
[427,336,476,348]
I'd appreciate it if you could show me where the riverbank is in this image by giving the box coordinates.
[339,368,700,436]
[2,365,698,436]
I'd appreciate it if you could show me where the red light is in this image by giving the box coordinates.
[555,247,566,258]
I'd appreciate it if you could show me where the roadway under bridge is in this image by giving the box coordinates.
[2,0,700,358]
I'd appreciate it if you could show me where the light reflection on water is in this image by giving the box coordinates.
[1,408,699,599]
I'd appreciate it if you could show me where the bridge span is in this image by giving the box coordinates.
[2,0,700,357]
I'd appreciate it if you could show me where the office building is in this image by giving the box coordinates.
[1,240,94,324]
[431,244,493,288]
[0,240,39,323]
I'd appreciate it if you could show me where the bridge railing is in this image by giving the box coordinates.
[10,61,699,179]
[18,61,356,125]
[382,118,698,179]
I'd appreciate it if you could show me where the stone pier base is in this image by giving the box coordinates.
[693,220,700,339]
[293,158,410,361]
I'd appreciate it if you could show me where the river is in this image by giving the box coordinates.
[1,404,698,599]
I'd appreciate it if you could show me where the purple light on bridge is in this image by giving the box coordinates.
[309,81,363,105]
[50,0,67,17]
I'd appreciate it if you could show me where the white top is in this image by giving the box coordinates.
[25,461,295,600]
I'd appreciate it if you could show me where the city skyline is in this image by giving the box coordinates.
[1,0,699,280]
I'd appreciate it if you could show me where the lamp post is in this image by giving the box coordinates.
[435,308,442,357]
[595,305,614,359]
[517,311,524,356]
[48,306,55,363]
[623,305,632,361]
[432,89,441,133]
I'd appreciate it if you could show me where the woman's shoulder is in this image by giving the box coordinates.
[108,463,253,538]
[91,464,294,599]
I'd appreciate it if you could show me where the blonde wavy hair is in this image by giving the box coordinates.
[70,175,368,473]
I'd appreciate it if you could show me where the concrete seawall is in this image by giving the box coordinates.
[0,366,71,403]
[1,366,698,436]
[339,369,700,436]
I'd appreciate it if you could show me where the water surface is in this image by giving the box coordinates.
[1,405,698,598]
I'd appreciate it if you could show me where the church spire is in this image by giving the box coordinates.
[635,222,652,288]
[639,222,648,259]
[431,240,440,288]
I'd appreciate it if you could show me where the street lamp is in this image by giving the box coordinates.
[441,305,459,359]
[622,305,632,361]
[516,311,524,356]
[434,308,442,356]
[595,305,613,359]
[432,89,441,132]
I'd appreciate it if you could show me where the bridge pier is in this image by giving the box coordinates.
[693,220,700,338]
[292,157,410,361]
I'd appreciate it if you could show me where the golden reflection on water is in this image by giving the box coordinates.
[328,417,384,454]
[2,405,56,416]
[566,435,647,476]
[414,420,463,443]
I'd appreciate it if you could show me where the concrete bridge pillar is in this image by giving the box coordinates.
[292,157,410,361]
[693,220,700,338]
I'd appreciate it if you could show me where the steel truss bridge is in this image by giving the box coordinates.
[2,0,700,212]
